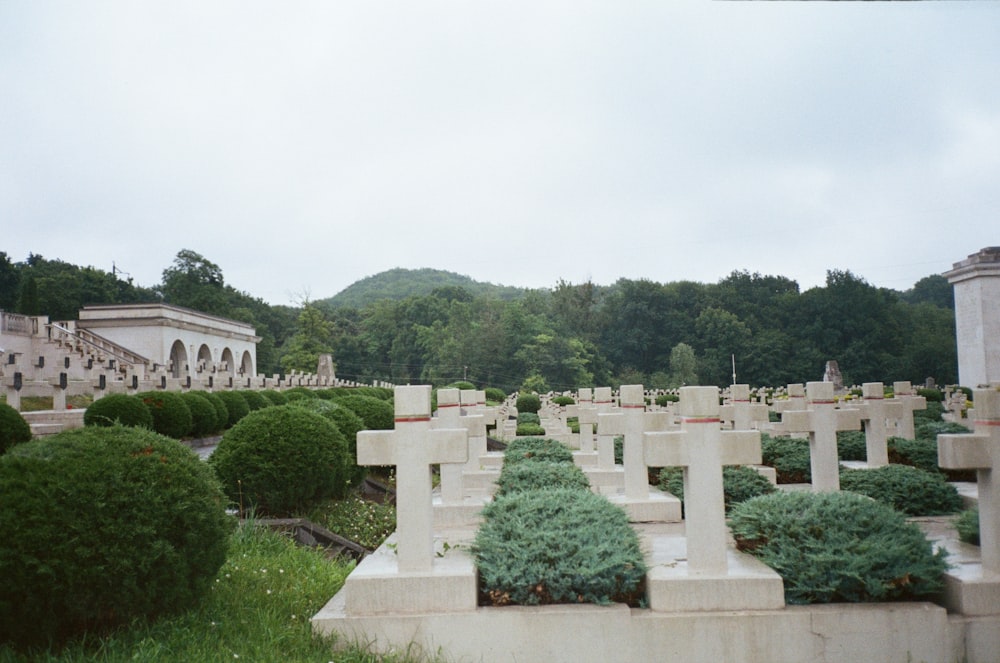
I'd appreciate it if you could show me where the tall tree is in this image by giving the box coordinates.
[160,249,228,314]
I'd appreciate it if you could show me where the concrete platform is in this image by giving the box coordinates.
[583,465,625,491]
[572,450,599,467]
[918,514,999,617]
[432,494,490,527]
[605,487,682,523]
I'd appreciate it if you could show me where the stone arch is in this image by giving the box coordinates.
[240,350,254,376]
[220,347,235,375]
[197,344,213,374]
[169,339,188,378]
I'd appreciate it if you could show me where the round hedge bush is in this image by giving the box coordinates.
[82,393,153,430]
[259,389,288,405]
[515,392,541,414]
[282,387,319,401]
[0,426,230,647]
[335,394,394,431]
[289,398,363,495]
[484,387,507,404]
[729,491,948,605]
[551,395,575,406]
[197,391,229,431]
[655,393,679,407]
[839,464,963,516]
[135,390,193,439]
[239,389,269,411]
[180,392,219,438]
[214,390,250,428]
[0,403,32,454]
[210,405,349,515]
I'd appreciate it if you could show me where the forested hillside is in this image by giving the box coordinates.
[0,250,958,391]
[321,268,528,308]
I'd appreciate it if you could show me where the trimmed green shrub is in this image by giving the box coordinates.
[503,437,574,466]
[917,387,944,403]
[517,412,541,425]
[336,394,394,431]
[82,393,153,431]
[259,389,288,405]
[729,491,948,605]
[955,509,979,546]
[516,423,546,436]
[290,398,365,495]
[282,387,319,401]
[0,403,32,454]
[760,433,811,483]
[887,436,942,474]
[0,426,230,647]
[484,387,507,403]
[495,461,591,497]
[197,391,229,431]
[136,390,193,439]
[239,389,269,411]
[210,405,349,515]
[180,392,219,438]
[839,464,963,516]
[515,392,541,414]
[655,393,679,407]
[551,395,575,406]
[914,419,970,440]
[473,488,646,606]
[914,401,946,422]
[214,391,250,428]
[836,430,868,461]
[658,465,775,513]
[445,381,476,391]
[615,435,623,465]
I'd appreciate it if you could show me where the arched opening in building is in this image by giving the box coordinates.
[220,348,235,376]
[169,340,188,378]
[240,350,254,376]
[197,344,213,374]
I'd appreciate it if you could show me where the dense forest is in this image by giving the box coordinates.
[0,249,958,391]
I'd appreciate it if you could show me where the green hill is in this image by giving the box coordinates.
[320,268,528,308]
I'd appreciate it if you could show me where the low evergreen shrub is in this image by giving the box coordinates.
[135,391,193,439]
[655,393,679,406]
[503,437,574,466]
[214,391,250,428]
[0,426,230,647]
[887,436,941,474]
[917,387,944,403]
[259,389,288,405]
[484,387,507,403]
[445,381,476,391]
[210,405,349,516]
[836,430,868,461]
[658,465,775,513]
[839,464,963,516]
[180,392,219,438]
[335,394,394,431]
[282,387,318,401]
[729,491,948,605]
[955,509,980,546]
[515,392,541,414]
[494,460,591,496]
[82,394,153,431]
[197,391,229,431]
[914,419,970,441]
[914,401,945,422]
[515,423,546,436]
[0,403,32,454]
[239,389,269,411]
[760,433,811,483]
[517,412,541,425]
[473,488,646,606]
[551,395,575,406]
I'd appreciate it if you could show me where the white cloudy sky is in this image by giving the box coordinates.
[2,2,998,306]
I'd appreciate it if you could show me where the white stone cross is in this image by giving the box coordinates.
[594,386,617,468]
[773,382,807,415]
[890,381,927,440]
[775,381,861,492]
[855,382,905,467]
[939,388,1000,574]
[644,386,762,574]
[433,388,484,504]
[357,385,467,572]
[598,385,671,500]
[460,389,490,469]
[720,384,769,431]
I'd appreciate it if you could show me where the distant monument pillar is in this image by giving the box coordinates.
[823,360,844,392]
[317,353,336,382]
[944,247,1000,387]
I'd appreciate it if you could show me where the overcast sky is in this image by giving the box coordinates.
[2,2,998,306]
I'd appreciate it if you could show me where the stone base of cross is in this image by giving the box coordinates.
[642,386,785,611]
[938,388,1000,616]
[340,385,478,615]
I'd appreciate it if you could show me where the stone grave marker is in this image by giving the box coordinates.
[890,381,927,440]
[854,382,904,468]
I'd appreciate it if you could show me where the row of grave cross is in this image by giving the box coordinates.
[355,383,999,581]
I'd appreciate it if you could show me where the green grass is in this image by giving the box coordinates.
[308,496,397,551]
[0,519,431,663]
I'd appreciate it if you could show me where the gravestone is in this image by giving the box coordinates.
[854,382,904,468]
[938,387,1000,615]
[719,384,768,431]
[889,381,927,440]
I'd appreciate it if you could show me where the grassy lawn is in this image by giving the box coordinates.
[0,506,429,663]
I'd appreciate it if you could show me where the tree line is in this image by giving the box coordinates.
[0,249,958,391]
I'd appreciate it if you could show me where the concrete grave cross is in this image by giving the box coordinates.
[598,385,672,500]
[644,386,762,575]
[773,383,807,415]
[593,386,617,468]
[460,389,490,469]
[891,381,927,440]
[720,384,769,431]
[577,402,598,454]
[433,388,485,504]
[856,382,905,467]
[357,385,467,572]
[939,388,1000,574]
[777,381,862,492]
